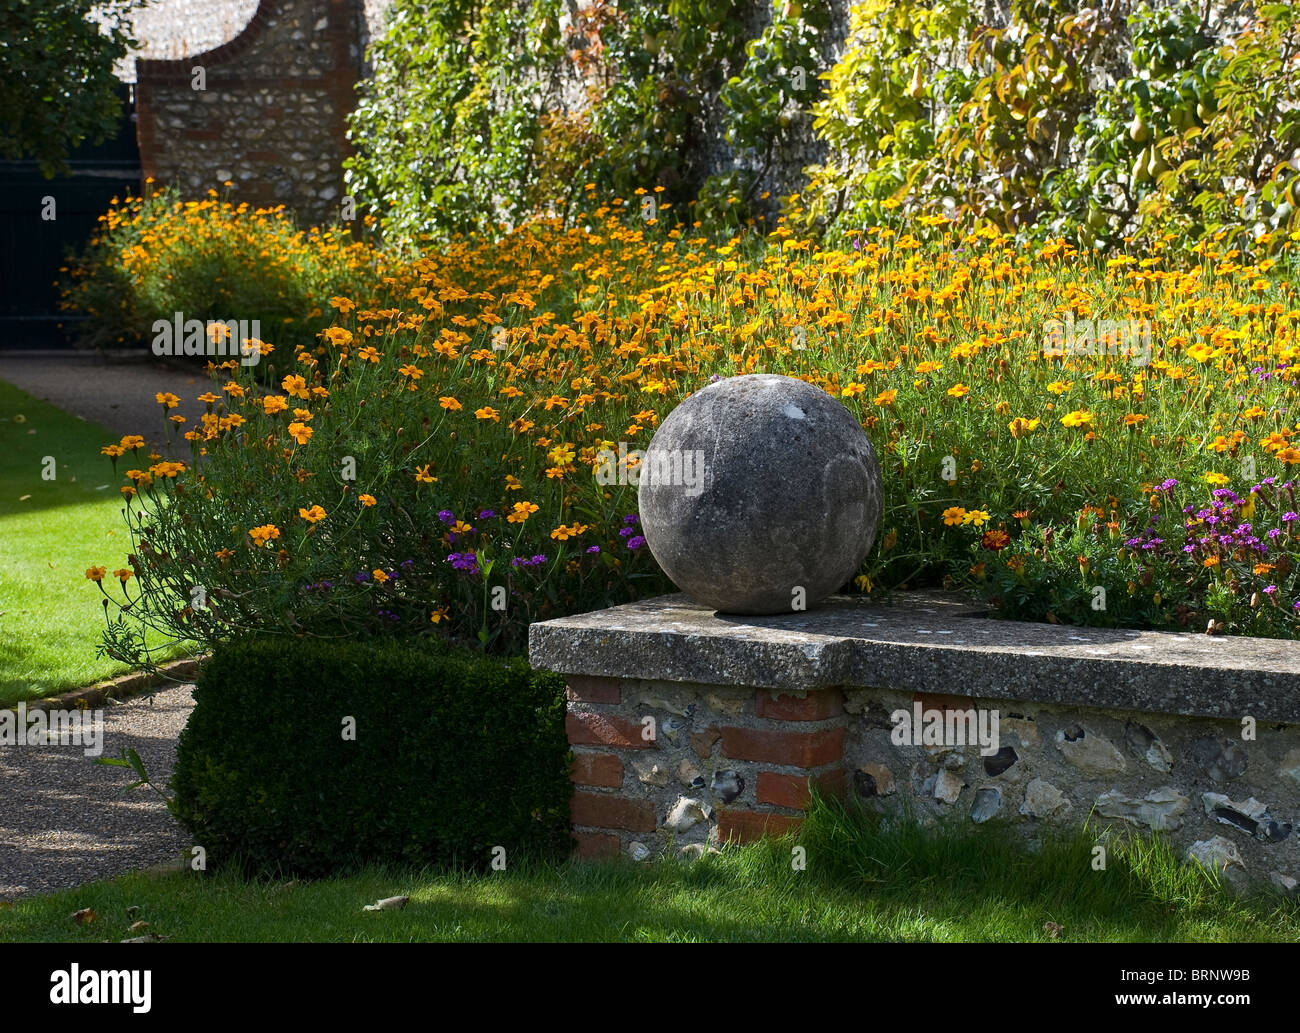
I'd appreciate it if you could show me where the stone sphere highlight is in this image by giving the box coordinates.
[637,373,882,615]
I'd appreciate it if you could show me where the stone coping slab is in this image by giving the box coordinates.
[529,592,1300,723]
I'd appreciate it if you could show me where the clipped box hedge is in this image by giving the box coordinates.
[172,637,572,876]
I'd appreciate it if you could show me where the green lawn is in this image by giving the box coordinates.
[0,380,148,705]
[4,801,1295,942]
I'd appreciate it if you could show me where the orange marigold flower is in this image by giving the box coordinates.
[359,494,377,507]
[287,422,313,445]
[299,505,326,523]
[85,566,107,582]
[249,524,281,547]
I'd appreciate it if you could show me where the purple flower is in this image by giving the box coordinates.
[354,571,370,583]
[479,509,495,519]
[437,509,455,525]
[624,514,639,525]
[1284,512,1298,523]
[448,551,479,572]
[627,535,646,551]
[586,545,601,554]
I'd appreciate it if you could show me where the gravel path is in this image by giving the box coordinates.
[0,684,196,900]
[0,350,209,447]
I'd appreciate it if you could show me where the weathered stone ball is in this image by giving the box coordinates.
[637,373,882,615]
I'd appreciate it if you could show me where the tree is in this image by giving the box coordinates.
[0,0,141,176]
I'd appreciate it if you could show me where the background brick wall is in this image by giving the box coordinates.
[132,0,374,227]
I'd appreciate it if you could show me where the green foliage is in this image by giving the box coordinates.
[59,188,383,352]
[171,636,572,877]
[346,0,575,241]
[345,0,831,240]
[805,0,1300,250]
[0,0,141,175]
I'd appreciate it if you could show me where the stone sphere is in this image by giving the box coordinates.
[637,373,882,615]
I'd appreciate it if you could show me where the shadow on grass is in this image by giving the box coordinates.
[8,794,1298,943]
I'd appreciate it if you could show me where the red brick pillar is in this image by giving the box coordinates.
[715,689,848,843]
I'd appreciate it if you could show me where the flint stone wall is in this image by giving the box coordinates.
[531,592,1300,893]
[133,0,368,228]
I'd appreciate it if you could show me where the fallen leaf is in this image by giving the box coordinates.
[1043,921,1064,939]
[128,921,149,933]
[125,905,140,918]
[71,908,96,926]
[363,895,410,912]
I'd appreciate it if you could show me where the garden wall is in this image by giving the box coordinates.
[133,0,367,227]
[531,592,1300,892]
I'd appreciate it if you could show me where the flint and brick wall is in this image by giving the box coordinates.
[133,0,367,228]
[535,593,1300,893]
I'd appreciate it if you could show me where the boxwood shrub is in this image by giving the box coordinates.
[172,637,572,877]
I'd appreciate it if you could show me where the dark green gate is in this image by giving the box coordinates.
[0,83,141,349]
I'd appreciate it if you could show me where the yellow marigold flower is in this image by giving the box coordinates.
[942,507,967,526]
[100,444,125,458]
[197,392,220,404]
[1278,447,1300,465]
[507,501,540,523]
[329,296,355,314]
[947,383,970,398]
[249,524,281,547]
[1204,471,1230,485]
[505,475,522,491]
[430,606,450,624]
[324,326,354,347]
[1060,410,1094,428]
[156,392,180,409]
[262,395,289,415]
[119,435,145,450]
[358,346,380,363]
[398,363,422,379]
[475,406,500,421]
[439,396,463,411]
[359,494,377,507]
[916,361,942,374]
[873,389,897,406]
[415,465,436,483]
[287,422,313,445]
[963,509,991,527]
[550,522,589,541]
[1046,381,1073,395]
[372,569,389,583]
[299,505,326,523]
[85,566,107,582]
[282,374,310,399]
[842,382,866,398]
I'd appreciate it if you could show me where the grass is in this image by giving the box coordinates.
[0,380,156,706]
[4,798,1296,943]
